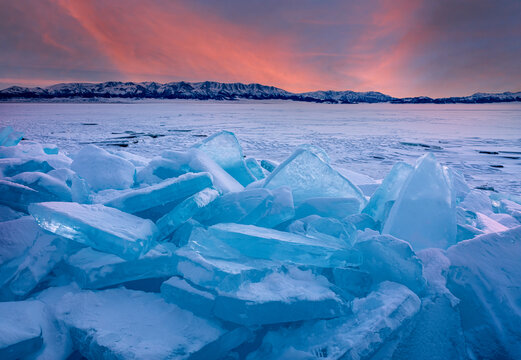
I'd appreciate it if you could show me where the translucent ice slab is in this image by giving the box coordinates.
[383,153,457,250]
[29,202,157,260]
[51,288,247,359]
[157,187,219,239]
[193,131,256,186]
[363,161,413,229]
[263,149,366,208]
[213,267,349,326]
[195,187,294,228]
[65,243,179,289]
[189,223,362,268]
[249,281,420,360]
[71,145,136,191]
[105,172,213,220]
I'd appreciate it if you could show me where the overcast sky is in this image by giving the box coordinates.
[1,0,520,97]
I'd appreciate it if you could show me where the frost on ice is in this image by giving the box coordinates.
[1,126,521,359]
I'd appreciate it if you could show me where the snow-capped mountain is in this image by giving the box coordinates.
[0,81,519,103]
[393,91,521,104]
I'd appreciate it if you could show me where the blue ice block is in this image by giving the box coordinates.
[447,226,521,359]
[363,161,413,229]
[245,158,266,180]
[213,267,349,326]
[0,301,44,359]
[156,187,219,239]
[49,288,245,359]
[193,131,256,186]
[9,172,71,202]
[0,180,43,212]
[0,158,54,177]
[287,215,357,248]
[195,187,294,228]
[162,149,244,193]
[65,243,179,289]
[0,233,67,300]
[105,172,213,219]
[249,281,420,359]
[29,202,157,260]
[161,276,216,318]
[354,233,426,294]
[383,153,457,250]
[263,149,366,208]
[71,145,136,191]
[175,247,275,292]
[189,223,362,268]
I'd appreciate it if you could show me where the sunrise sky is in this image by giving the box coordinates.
[1,0,520,97]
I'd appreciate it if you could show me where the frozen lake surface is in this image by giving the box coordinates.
[1,101,520,194]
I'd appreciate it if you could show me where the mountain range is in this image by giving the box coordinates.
[1,81,520,104]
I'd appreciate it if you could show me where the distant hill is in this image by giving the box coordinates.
[0,81,519,104]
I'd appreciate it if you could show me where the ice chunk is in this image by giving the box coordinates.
[354,233,426,294]
[0,231,67,300]
[51,288,244,359]
[499,199,521,223]
[260,159,278,172]
[460,189,493,215]
[175,247,275,292]
[136,157,186,185]
[344,213,378,231]
[71,144,135,191]
[363,161,413,229]
[171,218,203,247]
[42,144,59,155]
[157,187,219,239]
[195,187,294,228]
[189,223,362,268]
[213,267,349,326]
[383,153,457,250]
[287,215,356,248]
[249,281,420,360]
[0,126,13,145]
[322,267,373,298]
[0,126,23,147]
[161,276,216,318]
[29,202,157,260]
[0,301,44,360]
[162,149,244,193]
[447,167,471,203]
[9,172,72,202]
[64,243,179,289]
[245,158,266,180]
[105,172,213,220]
[193,131,256,186]
[0,217,39,265]
[1,303,64,360]
[263,149,366,208]
[0,179,45,212]
[0,158,54,177]
[298,144,330,163]
[446,226,521,359]
[388,249,466,360]
[295,197,360,220]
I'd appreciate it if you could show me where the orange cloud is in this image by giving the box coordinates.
[55,0,337,92]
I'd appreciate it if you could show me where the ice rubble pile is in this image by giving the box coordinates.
[1,127,521,360]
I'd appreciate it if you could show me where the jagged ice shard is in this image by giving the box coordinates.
[383,153,457,250]
[193,130,256,186]
[263,148,366,208]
